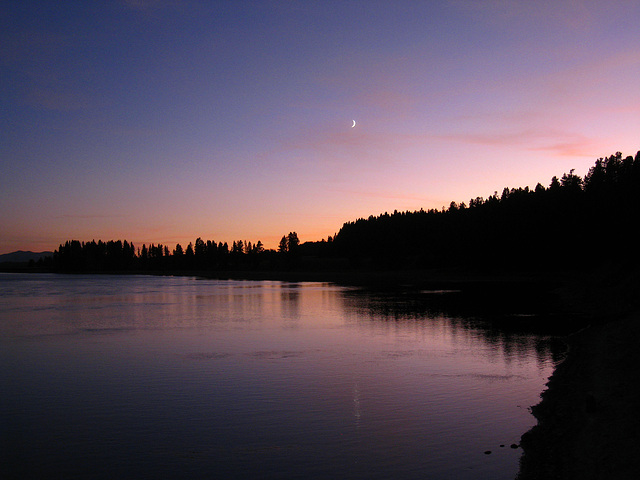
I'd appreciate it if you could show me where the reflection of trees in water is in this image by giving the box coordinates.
[279,284,301,321]
[340,288,568,366]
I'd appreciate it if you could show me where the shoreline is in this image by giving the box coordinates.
[517,266,640,479]
[517,312,640,479]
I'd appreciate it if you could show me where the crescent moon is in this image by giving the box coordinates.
[351,120,356,128]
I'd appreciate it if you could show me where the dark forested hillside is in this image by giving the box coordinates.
[48,151,640,274]
[331,151,640,271]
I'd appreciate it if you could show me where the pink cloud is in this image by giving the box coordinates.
[327,187,444,206]
[279,125,430,158]
[436,128,599,157]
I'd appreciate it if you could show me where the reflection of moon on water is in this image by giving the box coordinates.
[353,382,361,425]
[351,119,356,128]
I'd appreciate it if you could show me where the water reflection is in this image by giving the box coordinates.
[280,284,301,322]
[0,274,565,480]
[339,287,566,368]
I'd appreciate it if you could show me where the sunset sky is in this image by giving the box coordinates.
[2,1,639,254]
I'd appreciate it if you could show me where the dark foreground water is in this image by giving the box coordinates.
[0,273,561,479]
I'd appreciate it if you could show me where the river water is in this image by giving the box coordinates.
[0,273,561,479]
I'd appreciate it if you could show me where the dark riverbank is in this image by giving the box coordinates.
[517,313,640,479]
[517,265,640,479]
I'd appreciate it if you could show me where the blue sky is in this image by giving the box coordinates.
[2,0,639,253]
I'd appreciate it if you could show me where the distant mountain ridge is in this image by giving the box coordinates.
[0,250,54,263]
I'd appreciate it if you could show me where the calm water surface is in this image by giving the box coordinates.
[0,273,561,479]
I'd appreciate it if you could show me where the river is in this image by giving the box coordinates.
[0,273,562,479]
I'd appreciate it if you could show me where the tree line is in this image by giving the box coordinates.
[52,236,285,272]
[48,151,640,274]
[328,151,640,271]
